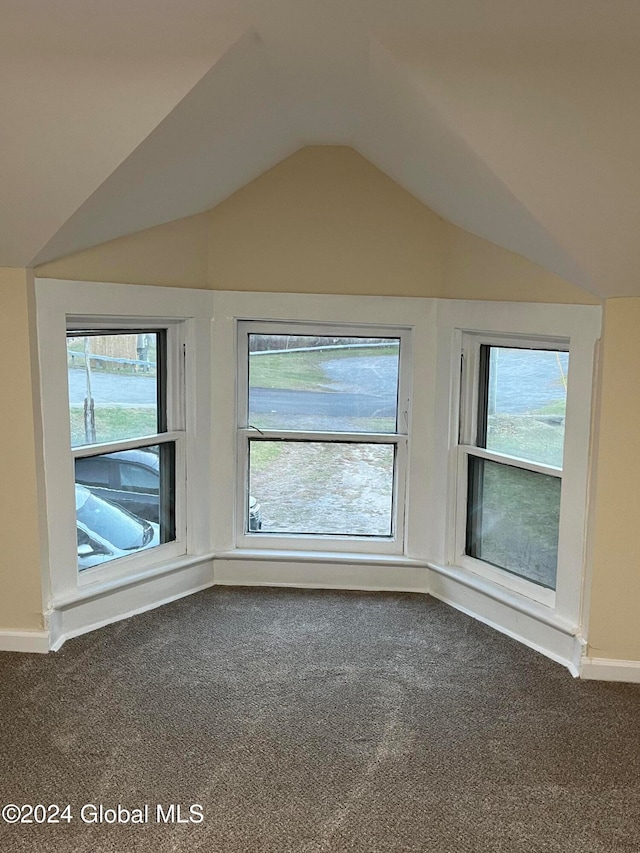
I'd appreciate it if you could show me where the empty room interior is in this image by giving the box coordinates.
[2,2,640,851]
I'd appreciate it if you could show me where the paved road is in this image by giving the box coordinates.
[491,349,568,414]
[68,368,157,407]
[69,349,569,417]
[250,387,395,417]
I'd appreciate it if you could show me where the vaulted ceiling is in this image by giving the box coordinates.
[3,0,640,297]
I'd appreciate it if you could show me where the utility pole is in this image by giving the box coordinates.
[83,336,96,444]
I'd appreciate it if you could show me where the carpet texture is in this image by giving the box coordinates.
[1,587,639,852]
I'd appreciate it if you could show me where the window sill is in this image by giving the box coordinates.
[50,552,215,610]
[427,560,577,636]
[214,548,428,569]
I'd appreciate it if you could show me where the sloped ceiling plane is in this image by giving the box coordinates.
[3,0,640,298]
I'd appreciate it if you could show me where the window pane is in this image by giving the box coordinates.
[466,456,560,589]
[73,456,111,487]
[119,463,158,491]
[75,443,175,571]
[248,335,400,433]
[68,332,161,447]
[248,440,395,536]
[481,347,568,468]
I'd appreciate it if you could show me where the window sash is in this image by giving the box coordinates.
[66,322,187,584]
[238,434,408,550]
[237,320,411,434]
[455,332,570,606]
[72,431,184,460]
[454,449,557,607]
[247,437,398,538]
[66,328,167,446]
[459,334,569,455]
[236,321,411,552]
[459,445,562,478]
[464,453,561,591]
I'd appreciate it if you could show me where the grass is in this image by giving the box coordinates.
[487,413,565,468]
[249,441,284,473]
[248,440,394,535]
[248,413,396,433]
[536,399,566,417]
[250,351,328,390]
[249,345,397,391]
[471,459,560,588]
[70,407,158,446]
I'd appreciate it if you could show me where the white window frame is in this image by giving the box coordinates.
[235,320,412,555]
[210,291,436,561]
[35,280,214,605]
[34,284,601,669]
[68,319,187,586]
[455,332,569,608]
[434,299,601,630]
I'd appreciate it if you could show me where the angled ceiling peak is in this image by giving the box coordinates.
[6,1,639,296]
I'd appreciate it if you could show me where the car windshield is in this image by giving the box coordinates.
[77,493,144,550]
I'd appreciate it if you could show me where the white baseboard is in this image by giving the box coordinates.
[213,557,429,593]
[580,657,640,683]
[49,557,215,651]
[14,555,637,686]
[427,566,583,676]
[0,630,50,654]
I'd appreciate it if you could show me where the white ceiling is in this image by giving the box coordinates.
[4,0,640,297]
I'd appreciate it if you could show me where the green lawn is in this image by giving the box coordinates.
[249,440,284,472]
[470,458,560,588]
[70,406,158,446]
[486,414,565,468]
[249,345,397,391]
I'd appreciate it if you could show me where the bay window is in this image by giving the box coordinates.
[35,282,599,671]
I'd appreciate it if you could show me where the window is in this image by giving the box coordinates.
[237,323,411,551]
[37,279,213,610]
[38,283,598,667]
[457,337,569,600]
[68,329,181,573]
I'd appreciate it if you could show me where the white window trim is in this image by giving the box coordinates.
[454,332,569,608]
[35,279,214,606]
[433,300,601,631]
[211,291,436,561]
[35,283,601,672]
[68,321,186,589]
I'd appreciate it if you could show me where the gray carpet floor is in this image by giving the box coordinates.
[1,586,639,852]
